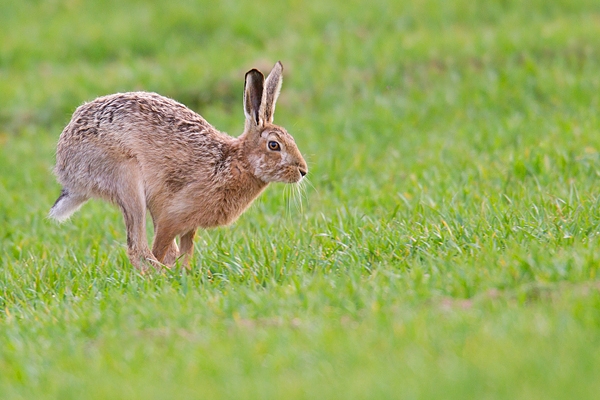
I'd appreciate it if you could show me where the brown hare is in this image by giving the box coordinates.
[49,62,307,271]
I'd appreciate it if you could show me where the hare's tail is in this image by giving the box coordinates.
[49,188,88,222]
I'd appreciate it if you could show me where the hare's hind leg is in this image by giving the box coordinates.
[115,178,160,271]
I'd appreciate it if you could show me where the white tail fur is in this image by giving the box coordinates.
[49,190,87,222]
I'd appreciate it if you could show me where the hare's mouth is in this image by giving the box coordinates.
[263,166,307,183]
[290,167,307,183]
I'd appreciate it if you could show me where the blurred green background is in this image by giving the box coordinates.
[2,0,600,399]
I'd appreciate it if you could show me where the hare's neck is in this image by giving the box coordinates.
[228,160,268,202]
[215,144,269,223]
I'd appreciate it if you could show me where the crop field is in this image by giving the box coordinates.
[2,0,600,398]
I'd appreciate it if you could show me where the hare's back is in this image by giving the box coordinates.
[58,91,220,158]
[69,92,211,137]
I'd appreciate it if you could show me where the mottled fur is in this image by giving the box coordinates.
[50,62,307,270]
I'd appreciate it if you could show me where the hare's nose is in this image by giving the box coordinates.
[299,168,307,177]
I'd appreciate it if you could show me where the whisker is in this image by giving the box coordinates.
[294,182,303,213]
[302,179,309,203]
[304,174,318,195]
[294,179,309,213]
[283,185,293,217]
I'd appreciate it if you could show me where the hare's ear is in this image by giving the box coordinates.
[259,61,283,124]
[244,69,265,127]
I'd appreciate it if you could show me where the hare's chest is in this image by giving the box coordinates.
[196,184,267,229]
[168,169,267,231]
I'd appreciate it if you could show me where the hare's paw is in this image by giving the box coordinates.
[128,248,165,273]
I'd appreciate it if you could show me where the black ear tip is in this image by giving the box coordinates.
[245,69,264,79]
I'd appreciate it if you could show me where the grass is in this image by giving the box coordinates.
[2,0,600,398]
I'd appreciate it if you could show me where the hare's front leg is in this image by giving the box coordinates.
[152,222,178,267]
[178,229,197,269]
[161,241,179,266]
[150,215,179,266]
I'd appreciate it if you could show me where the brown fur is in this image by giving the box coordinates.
[49,62,307,271]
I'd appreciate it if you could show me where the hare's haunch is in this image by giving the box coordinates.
[50,62,307,270]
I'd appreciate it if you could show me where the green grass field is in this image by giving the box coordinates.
[2,0,600,398]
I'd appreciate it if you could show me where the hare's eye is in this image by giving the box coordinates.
[268,141,281,151]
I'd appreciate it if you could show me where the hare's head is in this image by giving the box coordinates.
[241,62,308,184]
